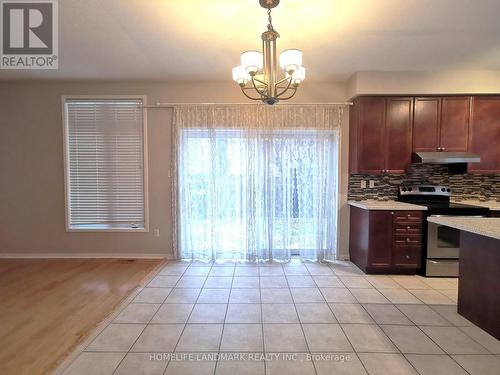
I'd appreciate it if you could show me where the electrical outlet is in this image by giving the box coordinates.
[154,229,160,237]
[369,180,375,188]
[360,180,367,189]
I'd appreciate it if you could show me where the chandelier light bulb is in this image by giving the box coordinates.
[279,49,303,73]
[287,66,306,85]
[240,50,263,74]
[232,66,250,86]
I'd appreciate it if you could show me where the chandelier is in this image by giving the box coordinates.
[232,0,305,105]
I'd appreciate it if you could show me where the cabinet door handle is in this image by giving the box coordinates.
[407,226,411,230]
[441,147,446,151]
[405,255,410,259]
[406,237,410,242]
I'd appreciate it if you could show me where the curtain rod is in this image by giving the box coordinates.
[143,102,353,108]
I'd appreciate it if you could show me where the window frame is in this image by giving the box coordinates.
[61,95,149,232]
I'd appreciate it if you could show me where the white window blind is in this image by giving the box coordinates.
[64,98,147,230]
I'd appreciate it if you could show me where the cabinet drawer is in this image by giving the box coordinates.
[393,245,421,267]
[394,223,422,235]
[393,234,421,246]
[393,211,422,223]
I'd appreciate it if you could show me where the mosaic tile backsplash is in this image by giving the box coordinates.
[348,164,500,201]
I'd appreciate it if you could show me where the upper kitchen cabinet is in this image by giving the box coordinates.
[413,96,470,152]
[349,97,386,173]
[468,96,500,173]
[440,97,470,151]
[385,97,413,173]
[350,96,413,174]
[413,97,440,152]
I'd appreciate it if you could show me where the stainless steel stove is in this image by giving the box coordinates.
[398,185,490,277]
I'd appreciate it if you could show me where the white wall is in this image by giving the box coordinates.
[347,70,500,99]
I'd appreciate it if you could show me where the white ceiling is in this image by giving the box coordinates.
[2,0,500,82]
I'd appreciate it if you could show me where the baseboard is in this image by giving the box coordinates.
[337,250,350,261]
[0,252,348,261]
[0,253,173,259]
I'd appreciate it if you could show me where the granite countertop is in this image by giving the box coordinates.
[348,200,427,211]
[451,199,500,211]
[427,217,500,240]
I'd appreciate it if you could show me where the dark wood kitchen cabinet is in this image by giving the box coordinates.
[468,96,500,173]
[386,98,414,172]
[349,97,386,173]
[350,97,413,174]
[413,97,440,152]
[349,206,423,274]
[440,97,471,151]
[413,96,470,152]
[350,94,500,173]
[365,211,392,268]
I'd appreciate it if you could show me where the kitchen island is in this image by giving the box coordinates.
[427,217,500,339]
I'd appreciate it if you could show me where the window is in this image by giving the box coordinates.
[178,128,338,261]
[63,97,148,231]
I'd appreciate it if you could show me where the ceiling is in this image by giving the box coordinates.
[2,0,500,82]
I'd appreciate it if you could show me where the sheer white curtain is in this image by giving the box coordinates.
[172,105,342,263]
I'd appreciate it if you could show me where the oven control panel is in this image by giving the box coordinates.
[399,185,451,196]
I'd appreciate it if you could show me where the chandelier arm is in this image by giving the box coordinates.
[251,76,269,97]
[276,86,298,100]
[275,75,291,86]
[275,77,293,98]
[240,87,265,101]
[242,86,266,97]
[251,75,269,88]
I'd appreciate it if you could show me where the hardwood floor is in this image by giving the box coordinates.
[0,258,163,375]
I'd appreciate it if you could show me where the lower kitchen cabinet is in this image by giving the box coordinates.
[349,207,424,274]
[392,245,421,268]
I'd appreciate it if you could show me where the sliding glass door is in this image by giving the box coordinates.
[177,127,339,262]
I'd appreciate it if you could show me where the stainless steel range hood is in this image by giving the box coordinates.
[412,152,481,164]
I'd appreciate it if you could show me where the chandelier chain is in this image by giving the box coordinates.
[267,8,274,31]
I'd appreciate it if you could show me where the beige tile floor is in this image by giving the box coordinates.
[58,260,500,375]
